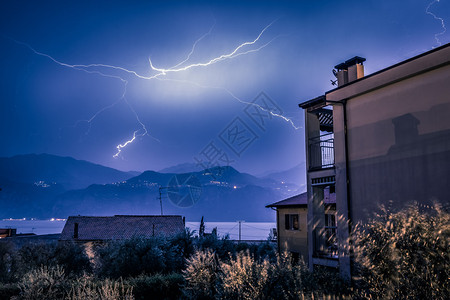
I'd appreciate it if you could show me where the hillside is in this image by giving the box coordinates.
[0,154,301,221]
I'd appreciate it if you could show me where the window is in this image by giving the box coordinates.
[285,214,300,230]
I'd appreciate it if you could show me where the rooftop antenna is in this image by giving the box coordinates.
[331,69,338,86]
[158,186,168,215]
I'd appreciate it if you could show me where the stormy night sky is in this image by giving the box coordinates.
[0,0,449,174]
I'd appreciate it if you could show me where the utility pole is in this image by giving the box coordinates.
[237,220,245,242]
[158,186,168,216]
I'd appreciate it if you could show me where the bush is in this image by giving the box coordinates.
[170,229,196,261]
[183,250,218,300]
[183,249,350,300]
[13,242,91,278]
[218,250,270,300]
[14,265,69,300]
[353,203,450,299]
[53,242,92,276]
[127,273,184,300]
[0,241,18,283]
[0,283,20,299]
[263,251,308,299]
[68,275,134,300]
[97,237,168,278]
[16,243,57,276]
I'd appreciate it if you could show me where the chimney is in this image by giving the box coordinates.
[74,222,79,239]
[334,56,366,87]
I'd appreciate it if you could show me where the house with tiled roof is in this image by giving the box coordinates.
[59,215,185,242]
[266,190,336,265]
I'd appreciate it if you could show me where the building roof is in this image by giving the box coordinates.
[298,95,326,109]
[299,43,450,107]
[59,215,185,241]
[266,191,336,208]
[266,193,307,208]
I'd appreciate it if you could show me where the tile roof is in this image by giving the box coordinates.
[266,191,336,208]
[59,215,184,241]
[266,193,307,208]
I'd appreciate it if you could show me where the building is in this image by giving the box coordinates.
[266,191,336,265]
[0,228,16,239]
[59,215,185,242]
[299,43,450,279]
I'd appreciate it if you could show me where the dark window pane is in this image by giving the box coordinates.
[285,214,290,230]
[292,214,299,230]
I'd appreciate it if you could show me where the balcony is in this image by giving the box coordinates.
[313,226,338,259]
[309,133,334,170]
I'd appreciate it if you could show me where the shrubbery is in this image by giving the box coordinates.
[353,203,449,299]
[68,276,134,300]
[0,241,91,284]
[126,273,184,300]
[183,249,349,300]
[183,249,218,299]
[14,265,69,300]
[0,205,447,299]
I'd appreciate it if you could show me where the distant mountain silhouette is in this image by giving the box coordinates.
[0,153,133,190]
[263,163,306,189]
[158,162,201,174]
[0,154,301,221]
[54,166,282,221]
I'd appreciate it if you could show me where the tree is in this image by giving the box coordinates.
[199,216,205,238]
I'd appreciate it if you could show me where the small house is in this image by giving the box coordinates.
[266,190,336,265]
[60,215,185,242]
[0,228,16,239]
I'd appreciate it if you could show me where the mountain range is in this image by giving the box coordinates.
[0,154,305,221]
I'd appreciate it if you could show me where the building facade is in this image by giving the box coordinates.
[266,191,336,265]
[299,44,450,278]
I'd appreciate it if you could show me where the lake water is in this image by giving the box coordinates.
[0,219,67,236]
[185,222,276,241]
[0,219,276,241]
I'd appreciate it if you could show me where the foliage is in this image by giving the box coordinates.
[126,273,184,300]
[13,265,69,300]
[16,243,57,276]
[218,250,270,300]
[0,241,17,283]
[96,237,167,278]
[263,251,309,299]
[170,229,196,261]
[183,249,350,300]
[199,216,205,238]
[13,242,91,279]
[54,242,92,276]
[68,276,134,300]
[183,249,218,300]
[353,203,450,299]
[305,266,350,296]
[0,283,20,299]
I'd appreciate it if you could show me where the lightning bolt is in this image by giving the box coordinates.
[9,20,299,158]
[426,0,447,47]
[148,21,275,75]
[155,76,301,130]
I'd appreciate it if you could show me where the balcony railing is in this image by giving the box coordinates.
[313,226,338,259]
[309,133,334,170]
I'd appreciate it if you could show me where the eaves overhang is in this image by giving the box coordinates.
[298,95,326,111]
[298,43,450,107]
